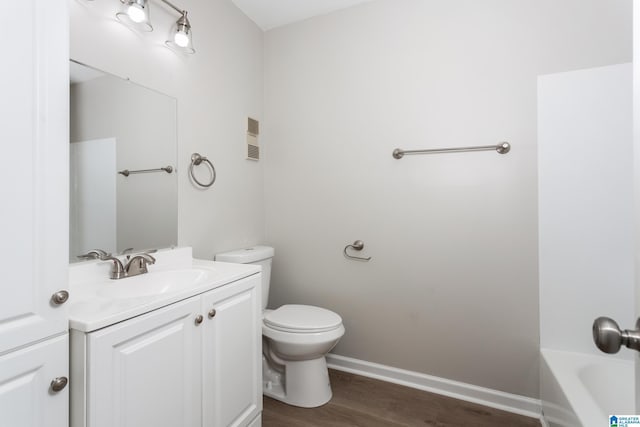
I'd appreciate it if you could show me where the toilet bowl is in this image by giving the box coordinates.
[215,247,345,408]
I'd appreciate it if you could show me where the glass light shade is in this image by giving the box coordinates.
[116,0,152,32]
[127,4,146,23]
[174,31,189,48]
[165,12,195,54]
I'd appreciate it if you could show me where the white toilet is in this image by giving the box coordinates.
[215,246,345,408]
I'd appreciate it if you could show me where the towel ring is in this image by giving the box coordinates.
[190,153,216,188]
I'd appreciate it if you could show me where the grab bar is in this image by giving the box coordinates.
[343,240,371,262]
[118,166,173,177]
[392,142,511,159]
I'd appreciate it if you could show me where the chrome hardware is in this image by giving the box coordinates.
[124,253,156,277]
[51,290,69,305]
[189,153,216,188]
[343,240,372,262]
[195,315,204,325]
[77,249,110,260]
[101,256,127,280]
[100,252,156,280]
[118,165,173,177]
[393,142,511,159]
[50,377,68,392]
[208,309,216,319]
[592,317,640,354]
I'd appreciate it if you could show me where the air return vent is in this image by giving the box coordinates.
[247,117,259,161]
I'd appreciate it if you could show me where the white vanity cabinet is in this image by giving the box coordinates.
[76,297,202,427]
[71,273,262,427]
[201,275,262,427]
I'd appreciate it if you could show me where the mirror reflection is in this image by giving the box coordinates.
[69,61,178,262]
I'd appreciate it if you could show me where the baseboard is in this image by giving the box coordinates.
[540,412,551,427]
[326,353,542,420]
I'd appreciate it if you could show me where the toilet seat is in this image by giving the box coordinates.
[264,304,342,333]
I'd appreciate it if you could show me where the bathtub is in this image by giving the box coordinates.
[540,349,634,427]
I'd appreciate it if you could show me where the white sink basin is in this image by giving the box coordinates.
[98,268,215,299]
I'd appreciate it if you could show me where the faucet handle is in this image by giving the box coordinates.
[77,249,111,260]
[124,253,156,276]
[137,253,156,264]
[100,256,126,280]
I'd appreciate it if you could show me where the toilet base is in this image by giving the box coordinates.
[263,356,333,408]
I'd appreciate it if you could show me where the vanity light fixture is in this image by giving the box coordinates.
[116,0,153,32]
[111,0,195,54]
[161,0,195,54]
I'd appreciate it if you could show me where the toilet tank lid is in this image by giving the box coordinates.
[215,246,274,263]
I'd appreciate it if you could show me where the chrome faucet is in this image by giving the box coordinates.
[125,253,156,277]
[101,255,127,280]
[100,253,156,280]
[77,249,110,260]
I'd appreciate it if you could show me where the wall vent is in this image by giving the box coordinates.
[247,117,259,161]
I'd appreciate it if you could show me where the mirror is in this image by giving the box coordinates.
[69,60,178,262]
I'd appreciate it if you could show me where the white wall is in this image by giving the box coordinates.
[70,0,264,259]
[538,64,633,359]
[263,0,632,398]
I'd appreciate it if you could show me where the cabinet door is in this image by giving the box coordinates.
[0,0,69,355]
[87,298,202,427]
[202,275,262,427]
[0,333,69,427]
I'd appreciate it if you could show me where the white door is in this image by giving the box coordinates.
[0,0,69,354]
[202,275,262,427]
[86,297,202,427]
[0,334,69,427]
[634,2,640,412]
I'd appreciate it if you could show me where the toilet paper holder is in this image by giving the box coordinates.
[343,240,371,262]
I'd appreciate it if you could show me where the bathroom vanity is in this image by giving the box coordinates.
[68,248,262,427]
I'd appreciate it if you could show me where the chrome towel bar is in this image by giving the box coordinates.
[118,166,173,177]
[392,142,511,159]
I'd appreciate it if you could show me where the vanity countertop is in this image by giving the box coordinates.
[68,247,260,332]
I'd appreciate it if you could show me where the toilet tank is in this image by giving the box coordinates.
[215,246,274,310]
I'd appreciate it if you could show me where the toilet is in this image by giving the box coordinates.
[215,246,345,408]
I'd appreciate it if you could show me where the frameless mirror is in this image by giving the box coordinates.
[69,60,178,262]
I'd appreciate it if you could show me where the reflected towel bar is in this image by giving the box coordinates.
[118,166,174,177]
[392,142,511,159]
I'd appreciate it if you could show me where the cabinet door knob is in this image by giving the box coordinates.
[51,290,69,305]
[208,309,216,319]
[195,315,204,325]
[50,376,68,392]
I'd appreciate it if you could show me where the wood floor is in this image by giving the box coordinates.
[263,369,541,427]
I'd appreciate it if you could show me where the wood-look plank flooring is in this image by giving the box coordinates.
[263,369,541,426]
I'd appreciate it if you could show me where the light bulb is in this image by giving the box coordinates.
[174,31,189,47]
[127,4,146,23]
